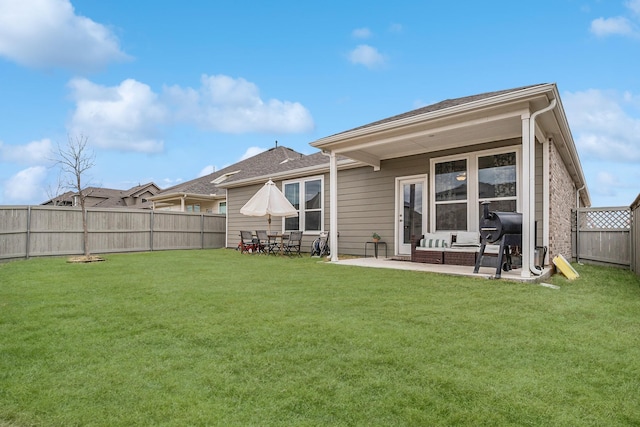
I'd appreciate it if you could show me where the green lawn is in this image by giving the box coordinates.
[1,249,639,426]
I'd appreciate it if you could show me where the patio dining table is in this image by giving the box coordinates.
[267,233,290,255]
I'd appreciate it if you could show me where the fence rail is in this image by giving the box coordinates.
[0,206,226,261]
[572,206,632,268]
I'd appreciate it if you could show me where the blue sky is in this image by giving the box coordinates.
[1,0,639,207]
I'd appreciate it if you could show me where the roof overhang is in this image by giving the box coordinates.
[147,192,223,203]
[218,158,359,189]
[311,83,590,206]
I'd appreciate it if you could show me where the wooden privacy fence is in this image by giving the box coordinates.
[572,206,632,268]
[632,195,640,276]
[0,206,226,261]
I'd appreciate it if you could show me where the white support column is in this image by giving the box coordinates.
[521,113,532,278]
[329,151,339,261]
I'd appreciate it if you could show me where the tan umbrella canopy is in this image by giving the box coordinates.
[240,179,298,233]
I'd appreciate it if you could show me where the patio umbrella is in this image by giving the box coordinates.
[240,179,298,233]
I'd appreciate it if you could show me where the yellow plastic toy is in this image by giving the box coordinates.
[552,254,579,280]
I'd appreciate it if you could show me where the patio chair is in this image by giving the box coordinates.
[283,231,303,257]
[239,230,257,254]
[255,230,275,254]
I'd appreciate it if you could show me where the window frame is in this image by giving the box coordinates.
[282,175,324,234]
[430,146,520,232]
[431,155,471,232]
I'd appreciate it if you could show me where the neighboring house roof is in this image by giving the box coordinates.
[41,182,160,209]
[150,146,336,200]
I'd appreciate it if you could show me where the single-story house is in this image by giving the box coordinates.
[42,182,161,209]
[147,145,312,213]
[219,83,590,279]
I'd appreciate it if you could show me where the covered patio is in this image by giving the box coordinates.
[311,84,589,280]
[332,256,553,283]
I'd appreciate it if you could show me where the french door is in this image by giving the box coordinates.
[396,175,427,255]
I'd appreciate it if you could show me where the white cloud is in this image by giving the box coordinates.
[627,0,640,16]
[590,17,636,36]
[164,74,314,134]
[160,177,182,187]
[240,146,267,161]
[348,44,386,68]
[594,171,621,196]
[563,89,640,162]
[590,1,640,38]
[198,165,215,177]
[352,28,372,39]
[0,0,130,71]
[66,75,314,154]
[3,166,48,202]
[0,138,53,164]
[68,78,168,153]
[587,167,640,202]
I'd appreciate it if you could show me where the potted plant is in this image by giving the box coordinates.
[372,232,381,242]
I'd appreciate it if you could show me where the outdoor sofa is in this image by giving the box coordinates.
[410,232,498,266]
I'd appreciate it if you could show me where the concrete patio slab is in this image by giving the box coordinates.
[329,257,553,283]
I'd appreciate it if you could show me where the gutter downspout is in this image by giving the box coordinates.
[575,185,585,264]
[528,98,557,276]
[321,150,338,261]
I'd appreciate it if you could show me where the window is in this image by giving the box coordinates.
[478,152,517,217]
[283,176,323,232]
[431,148,519,232]
[434,159,468,231]
[218,201,227,214]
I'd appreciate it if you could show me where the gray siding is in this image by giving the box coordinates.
[226,177,328,252]
[225,138,541,258]
[336,155,427,256]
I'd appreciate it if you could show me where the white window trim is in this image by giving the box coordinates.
[430,145,521,233]
[282,175,324,235]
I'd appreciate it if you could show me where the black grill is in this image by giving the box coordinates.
[474,202,523,278]
[479,203,522,243]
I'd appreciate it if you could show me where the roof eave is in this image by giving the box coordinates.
[218,158,359,189]
[147,192,222,202]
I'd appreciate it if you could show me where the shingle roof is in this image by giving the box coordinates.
[155,146,319,196]
[327,83,548,137]
[41,183,160,208]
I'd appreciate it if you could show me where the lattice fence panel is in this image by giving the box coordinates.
[578,209,631,230]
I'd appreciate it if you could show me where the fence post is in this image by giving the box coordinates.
[26,206,31,260]
[575,209,580,264]
[150,210,154,251]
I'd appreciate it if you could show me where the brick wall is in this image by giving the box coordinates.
[548,142,576,260]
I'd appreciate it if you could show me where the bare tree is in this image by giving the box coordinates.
[45,171,67,206]
[55,134,95,258]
